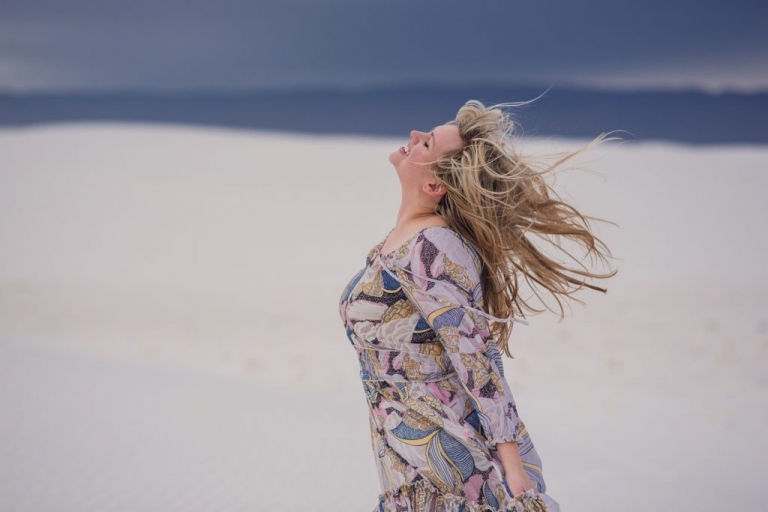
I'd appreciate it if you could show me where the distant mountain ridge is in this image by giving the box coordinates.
[1,85,765,144]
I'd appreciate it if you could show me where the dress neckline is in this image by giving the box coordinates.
[375,225,453,261]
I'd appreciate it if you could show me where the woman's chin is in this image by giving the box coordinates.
[390,149,407,162]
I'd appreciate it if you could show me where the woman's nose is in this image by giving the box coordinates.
[410,130,423,140]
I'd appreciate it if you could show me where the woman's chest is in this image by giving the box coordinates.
[339,263,437,347]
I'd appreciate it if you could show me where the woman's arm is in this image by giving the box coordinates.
[385,229,526,455]
[496,440,535,494]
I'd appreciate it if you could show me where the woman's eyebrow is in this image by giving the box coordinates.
[430,131,436,148]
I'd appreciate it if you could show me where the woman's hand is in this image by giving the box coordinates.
[495,440,535,497]
[504,468,535,497]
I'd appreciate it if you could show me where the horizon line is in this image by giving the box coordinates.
[0,81,766,97]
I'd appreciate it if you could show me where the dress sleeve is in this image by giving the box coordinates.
[386,230,523,447]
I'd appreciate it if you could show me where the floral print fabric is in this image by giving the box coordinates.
[339,226,561,512]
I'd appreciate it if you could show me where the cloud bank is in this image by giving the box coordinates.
[0,0,765,93]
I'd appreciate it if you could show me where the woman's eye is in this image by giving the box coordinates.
[425,141,429,149]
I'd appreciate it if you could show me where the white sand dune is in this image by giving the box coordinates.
[0,122,766,511]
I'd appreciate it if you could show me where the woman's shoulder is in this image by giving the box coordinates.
[420,225,477,252]
[414,225,482,275]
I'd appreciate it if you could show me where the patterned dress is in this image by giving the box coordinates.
[339,226,561,512]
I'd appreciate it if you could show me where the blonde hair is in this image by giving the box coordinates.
[430,99,621,357]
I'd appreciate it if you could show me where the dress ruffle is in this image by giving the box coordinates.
[375,477,557,512]
[488,432,523,448]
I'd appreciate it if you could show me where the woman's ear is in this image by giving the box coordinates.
[423,181,447,199]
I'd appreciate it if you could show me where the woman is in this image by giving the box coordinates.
[338,100,618,511]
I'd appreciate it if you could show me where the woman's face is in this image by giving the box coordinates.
[389,123,465,198]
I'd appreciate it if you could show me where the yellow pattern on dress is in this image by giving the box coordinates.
[418,393,447,415]
[378,383,400,402]
[418,342,444,357]
[421,468,455,495]
[384,444,408,477]
[401,353,423,381]
[393,266,412,285]
[359,269,384,297]
[460,352,492,389]
[437,378,459,398]
[442,252,475,293]
[381,298,416,323]
[435,326,461,354]
[490,371,505,396]
[403,397,444,430]
[394,244,411,260]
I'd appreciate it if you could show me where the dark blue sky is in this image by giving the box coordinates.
[0,0,765,93]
